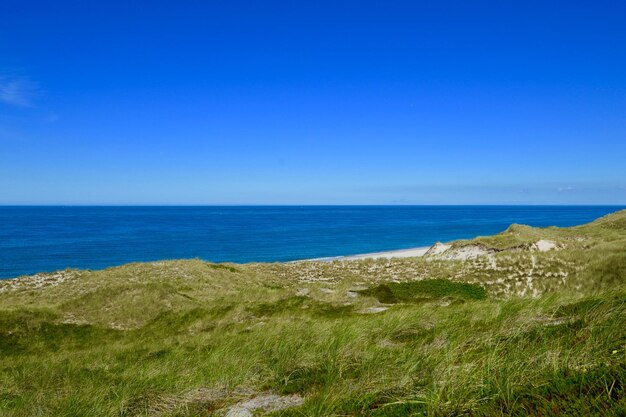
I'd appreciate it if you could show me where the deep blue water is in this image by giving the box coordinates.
[0,206,623,279]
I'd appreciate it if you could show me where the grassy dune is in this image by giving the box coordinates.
[1,211,626,416]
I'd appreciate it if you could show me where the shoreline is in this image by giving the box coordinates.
[0,245,435,279]
[305,245,432,262]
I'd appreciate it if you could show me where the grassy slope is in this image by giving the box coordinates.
[1,211,625,416]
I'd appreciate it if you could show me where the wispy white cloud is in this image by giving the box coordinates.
[557,186,575,192]
[0,75,39,107]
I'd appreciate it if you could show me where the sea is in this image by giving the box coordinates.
[0,205,622,279]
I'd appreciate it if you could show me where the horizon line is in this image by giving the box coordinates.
[1,204,625,208]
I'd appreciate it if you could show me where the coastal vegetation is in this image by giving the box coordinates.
[1,211,626,416]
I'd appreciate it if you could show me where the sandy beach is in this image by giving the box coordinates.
[311,245,431,262]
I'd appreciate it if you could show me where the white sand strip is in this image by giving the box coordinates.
[308,246,431,262]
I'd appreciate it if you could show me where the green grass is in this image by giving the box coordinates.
[358,279,487,304]
[1,210,625,416]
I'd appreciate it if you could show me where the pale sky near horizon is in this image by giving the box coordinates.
[1,1,625,204]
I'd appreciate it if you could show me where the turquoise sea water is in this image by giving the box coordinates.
[0,206,622,279]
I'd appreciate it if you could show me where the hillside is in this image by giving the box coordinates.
[1,210,626,416]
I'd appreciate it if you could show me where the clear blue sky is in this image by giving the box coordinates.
[1,1,625,204]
